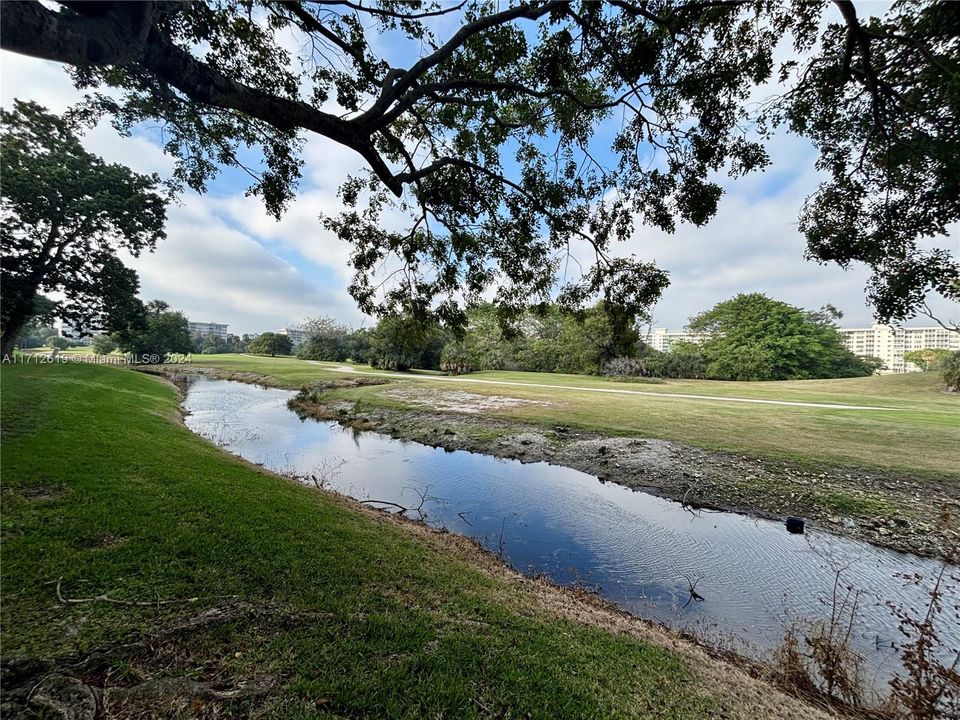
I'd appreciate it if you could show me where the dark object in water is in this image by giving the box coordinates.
[786,516,805,534]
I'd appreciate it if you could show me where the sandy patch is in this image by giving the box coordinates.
[380,386,552,414]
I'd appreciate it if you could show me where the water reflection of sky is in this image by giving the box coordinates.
[184,377,959,692]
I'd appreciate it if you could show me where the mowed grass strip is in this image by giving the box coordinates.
[188,354,960,479]
[189,353,957,407]
[0,361,733,718]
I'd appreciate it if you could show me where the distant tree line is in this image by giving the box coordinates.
[190,333,248,355]
[617,294,885,381]
[295,293,889,382]
[13,292,304,360]
[24,286,954,386]
[295,302,638,376]
[11,294,188,358]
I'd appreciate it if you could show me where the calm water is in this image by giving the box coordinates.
[183,377,959,691]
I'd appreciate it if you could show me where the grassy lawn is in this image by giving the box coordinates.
[19,345,97,355]
[186,354,960,479]
[1,360,822,718]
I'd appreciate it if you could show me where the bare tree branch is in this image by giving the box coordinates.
[309,0,467,21]
[357,0,566,125]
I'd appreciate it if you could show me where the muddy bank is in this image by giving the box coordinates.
[138,364,272,388]
[146,366,959,561]
[287,384,960,562]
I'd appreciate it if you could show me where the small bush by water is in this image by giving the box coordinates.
[773,563,959,719]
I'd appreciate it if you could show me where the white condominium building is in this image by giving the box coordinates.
[646,328,707,353]
[837,324,958,374]
[278,327,308,348]
[647,322,957,374]
[188,321,229,339]
[55,321,94,344]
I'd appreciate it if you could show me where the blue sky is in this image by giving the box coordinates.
[1,5,956,336]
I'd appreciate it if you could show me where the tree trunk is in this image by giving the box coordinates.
[1,301,32,357]
[2,330,18,358]
[2,223,66,357]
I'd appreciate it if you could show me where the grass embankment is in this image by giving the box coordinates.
[0,362,828,718]
[186,354,959,480]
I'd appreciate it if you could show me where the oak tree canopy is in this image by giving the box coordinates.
[2,0,957,330]
[0,100,166,356]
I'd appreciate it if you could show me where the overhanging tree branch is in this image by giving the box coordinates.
[136,25,408,194]
[0,0,154,65]
[281,2,364,64]
[1,0,954,329]
[357,0,567,125]
[394,156,609,262]
[309,0,467,21]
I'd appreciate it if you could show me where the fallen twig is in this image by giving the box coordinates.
[360,499,410,513]
[55,579,199,608]
[361,485,444,522]
[680,483,703,517]
[681,574,705,608]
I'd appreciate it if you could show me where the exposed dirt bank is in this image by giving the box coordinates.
[291,385,960,563]
[150,366,960,562]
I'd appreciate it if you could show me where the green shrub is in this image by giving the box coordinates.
[904,348,952,371]
[936,350,960,392]
[603,356,650,377]
[91,334,117,355]
[440,342,472,375]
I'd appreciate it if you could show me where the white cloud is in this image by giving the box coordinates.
[212,137,365,284]
[85,124,175,177]
[122,195,363,334]
[610,131,958,330]
[0,50,77,112]
[1,49,365,334]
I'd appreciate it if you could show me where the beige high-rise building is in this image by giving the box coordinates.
[837,324,958,373]
[278,327,308,348]
[646,323,957,374]
[646,328,707,353]
[187,321,229,339]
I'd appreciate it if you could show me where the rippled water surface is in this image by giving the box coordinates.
[183,377,958,690]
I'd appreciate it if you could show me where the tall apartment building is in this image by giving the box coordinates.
[646,328,707,353]
[55,321,94,345]
[837,324,958,374]
[647,323,957,374]
[278,327,308,348]
[187,321,229,339]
